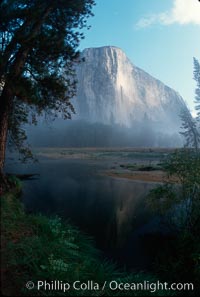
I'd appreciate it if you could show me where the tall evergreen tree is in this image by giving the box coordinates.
[180,107,200,151]
[179,58,200,151]
[193,57,200,122]
[0,0,95,181]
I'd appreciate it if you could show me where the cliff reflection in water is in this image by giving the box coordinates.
[6,158,159,269]
[105,181,155,249]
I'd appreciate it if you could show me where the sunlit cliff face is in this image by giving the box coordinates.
[25,46,187,147]
[73,46,186,133]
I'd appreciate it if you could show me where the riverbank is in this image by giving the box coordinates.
[29,147,180,183]
[106,170,166,183]
[16,147,174,161]
[104,161,180,184]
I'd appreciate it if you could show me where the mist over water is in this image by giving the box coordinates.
[26,118,183,148]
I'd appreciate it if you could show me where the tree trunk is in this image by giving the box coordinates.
[0,84,13,194]
[0,5,53,195]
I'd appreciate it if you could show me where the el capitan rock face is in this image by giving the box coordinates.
[73,46,186,132]
[26,46,187,147]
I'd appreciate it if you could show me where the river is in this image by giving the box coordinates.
[6,157,164,271]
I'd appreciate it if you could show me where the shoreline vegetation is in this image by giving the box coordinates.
[31,147,177,160]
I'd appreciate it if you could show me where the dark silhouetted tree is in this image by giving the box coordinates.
[179,58,200,151]
[193,57,200,122]
[180,107,200,151]
[0,0,95,183]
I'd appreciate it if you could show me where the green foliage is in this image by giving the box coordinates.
[147,184,177,215]
[149,149,200,232]
[0,0,95,161]
[7,174,22,191]
[7,98,36,162]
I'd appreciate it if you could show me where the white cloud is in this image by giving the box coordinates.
[136,0,200,28]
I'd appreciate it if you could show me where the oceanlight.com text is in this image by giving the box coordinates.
[26,280,194,293]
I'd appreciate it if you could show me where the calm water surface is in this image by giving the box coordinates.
[7,158,162,270]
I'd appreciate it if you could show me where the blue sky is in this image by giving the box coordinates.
[80,0,200,115]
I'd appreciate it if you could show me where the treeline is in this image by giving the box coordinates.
[26,119,182,148]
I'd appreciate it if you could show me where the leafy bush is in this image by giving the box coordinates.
[148,149,200,234]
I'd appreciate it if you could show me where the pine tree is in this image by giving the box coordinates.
[180,107,200,151]
[179,58,200,152]
[193,57,200,122]
[0,0,95,179]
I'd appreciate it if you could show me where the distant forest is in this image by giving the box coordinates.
[26,119,183,148]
